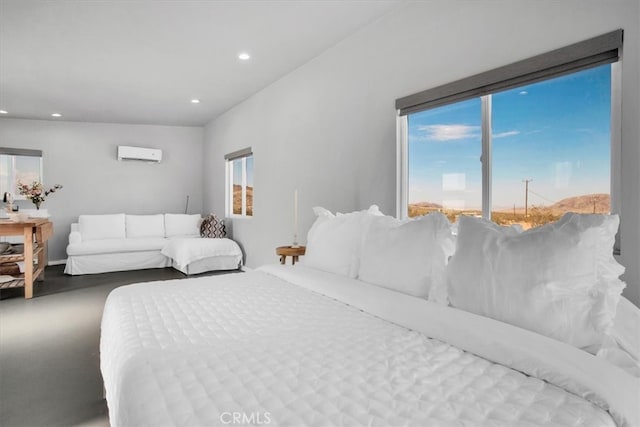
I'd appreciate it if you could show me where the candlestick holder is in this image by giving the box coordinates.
[291,233,300,248]
[292,189,299,248]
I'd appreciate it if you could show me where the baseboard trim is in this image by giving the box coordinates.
[241,265,253,272]
[48,259,67,266]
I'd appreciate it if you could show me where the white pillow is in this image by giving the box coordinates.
[608,297,640,362]
[446,214,626,352]
[358,213,454,299]
[164,214,201,238]
[126,214,165,238]
[78,214,126,241]
[304,205,383,277]
[555,212,624,281]
[597,297,640,375]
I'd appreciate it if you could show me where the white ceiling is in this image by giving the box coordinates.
[0,1,399,126]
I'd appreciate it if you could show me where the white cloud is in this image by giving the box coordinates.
[519,90,528,95]
[418,124,480,141]
[493,130,520,138]
[526,128,544,135]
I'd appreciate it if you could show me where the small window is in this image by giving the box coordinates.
[0,148,43,200]
[225,148,253,217]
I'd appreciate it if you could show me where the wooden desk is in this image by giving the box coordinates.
[276,245,306,265]
[0,218,53,299]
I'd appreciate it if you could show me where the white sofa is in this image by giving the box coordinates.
[64,213,242,275]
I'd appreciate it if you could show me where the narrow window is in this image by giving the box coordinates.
[225,148,253,217]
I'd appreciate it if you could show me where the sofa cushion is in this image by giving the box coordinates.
[67,238,167,256]
[200,214,226,238]
[165,214,201,238]
[79,214,126,241]
[126,214,165,238]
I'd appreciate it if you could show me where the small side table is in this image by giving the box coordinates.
[276,246,306,265]
[0,218,53,299]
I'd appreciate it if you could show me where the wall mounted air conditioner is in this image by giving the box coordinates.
[117,145,162,163]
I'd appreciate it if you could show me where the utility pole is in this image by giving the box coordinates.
[523,179,532,218]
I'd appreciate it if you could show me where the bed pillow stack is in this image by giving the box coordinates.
[358,213,454,300]
[304,205,383,277]
[304,206,455,301]
[446,213,626,352]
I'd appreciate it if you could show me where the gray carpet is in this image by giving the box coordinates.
[0,265,240,427]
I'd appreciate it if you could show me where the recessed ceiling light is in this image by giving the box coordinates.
[0,110,7,114]
[238,52,251,61]
[191,99,201,104]
[51,113,62,117]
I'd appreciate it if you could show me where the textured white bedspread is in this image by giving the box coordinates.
[101,265,636,427]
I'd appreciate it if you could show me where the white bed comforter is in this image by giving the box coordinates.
[101,265,639,427]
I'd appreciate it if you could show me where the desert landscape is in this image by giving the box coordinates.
[233,186,608,227]
[232,184,254,216]
[409,193,610,229]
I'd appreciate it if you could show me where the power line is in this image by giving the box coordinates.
[527,189,557,205]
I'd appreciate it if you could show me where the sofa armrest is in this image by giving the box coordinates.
[69,232,82,245]
[69,223,82,244]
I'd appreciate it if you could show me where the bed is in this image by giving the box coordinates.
[100,208,639,426]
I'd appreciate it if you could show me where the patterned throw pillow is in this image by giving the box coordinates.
[200,214,226,238]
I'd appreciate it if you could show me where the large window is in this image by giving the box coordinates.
[397,31,621,234]
[0,148,43,200]
[225,148,253,217]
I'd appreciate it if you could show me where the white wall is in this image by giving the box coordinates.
[203,0,640,305]
[0,118,203,261]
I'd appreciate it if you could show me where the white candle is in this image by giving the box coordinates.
[293,189,299,246]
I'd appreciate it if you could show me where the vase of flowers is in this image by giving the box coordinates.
[17,182,63,210]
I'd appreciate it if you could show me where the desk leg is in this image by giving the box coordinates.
[292,256,298,265]
[37,242,46,282]
[280,255,286,265]
[23,227,34,299]
[35,227,46,282]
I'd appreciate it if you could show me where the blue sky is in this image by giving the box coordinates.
[408,64,611,210]
[232,156,254,188]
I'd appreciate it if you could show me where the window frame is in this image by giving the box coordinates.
[396,35,622,252]
[0,147,43,200]
[225,148,253,218]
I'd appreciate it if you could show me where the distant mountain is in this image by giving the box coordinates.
[407,201,444,217]
[232,184,254,215]
[549,193,609,214]
[409,193,610,217]
[411,201,443,209]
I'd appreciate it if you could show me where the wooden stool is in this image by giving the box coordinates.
[276,246,306,265]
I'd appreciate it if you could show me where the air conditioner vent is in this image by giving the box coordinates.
[117,146,162,163]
